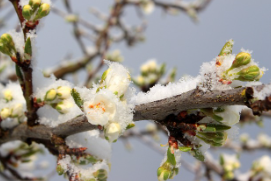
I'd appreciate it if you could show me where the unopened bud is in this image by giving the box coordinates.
[235,65,261,81]
[11,103,24,117]
[57,86,71,99]
[105,122,121,142]
[44,89,57,101]
[29,0,41,11]
[93,169,107,180]
[65,14,78,23]
[3,90,13,101]
[34,3,50,20]
[56,164,64,175]
[55,101,73,114]
[157,167,171,181]
[0,34,16,57]
[0,108,11,120]
[22,5,33,20]
[227,52,251,73]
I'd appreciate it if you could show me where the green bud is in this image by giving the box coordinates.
[55,101,73,114]
[44,89,57,101]
[235,65,261,81]
[22,5,33,20]
[0,40,13,56]
[157,167,164,177]
[219,39,234,56]
[56,164,64,175]
[29,0,41,12]
[157,168,171,181]
[93,169,107,180]
[34,3,50,20]
[226,52,251,73]
[0,34,16,56]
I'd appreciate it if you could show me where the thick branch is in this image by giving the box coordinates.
[1,84,270,144]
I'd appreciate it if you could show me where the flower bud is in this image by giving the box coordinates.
[57,86,72,99]
[29,0,41,12]
[227,52,251,73]
[105,122,121,142]
[11,103,24,117]
[235,65,261,81]
[105,50,123,62]
[141,0,155,15]
[22,5,33,20]
[0,34,16,57]
[65,14,78,23]
[157,167,170,181]
[0,40,13,56]
[34,3,50,20]
[56,164,65,175]
[44,89,57,101]
[0,108,11,120]
[55,101,73,114]
[3,90,13,101]
[140,60,157,74]
[93,169,107,180]
[136,75,145,85]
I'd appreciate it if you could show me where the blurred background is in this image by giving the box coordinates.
[1,0,271,180]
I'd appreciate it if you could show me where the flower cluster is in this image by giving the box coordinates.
[57,130,111,181]
[251,156,271,180]
[0,83,26,129]
[220,154,240,180]
[82,61,134,142]
[56,62,134,180]
[32,71,83,127]
[21,0,51,27]
[105,49,123,63]
[157,146,181,181]
[0,140,45,178]
[134,59,166,88]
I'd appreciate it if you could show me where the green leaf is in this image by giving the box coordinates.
[159,63,166,75]
[15,65,24,84]
[179,146,192,152]
[24,37,32,60]
[191,149,205,162]
[166,147,176,166]
[126,123,135,130]
[219,39,234,56]
[71,88,83,108]
[219,155,224,165]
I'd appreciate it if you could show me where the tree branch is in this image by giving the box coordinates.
[1,84,270,145]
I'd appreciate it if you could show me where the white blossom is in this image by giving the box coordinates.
[102,61,131,97]
[84,93,117,126]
